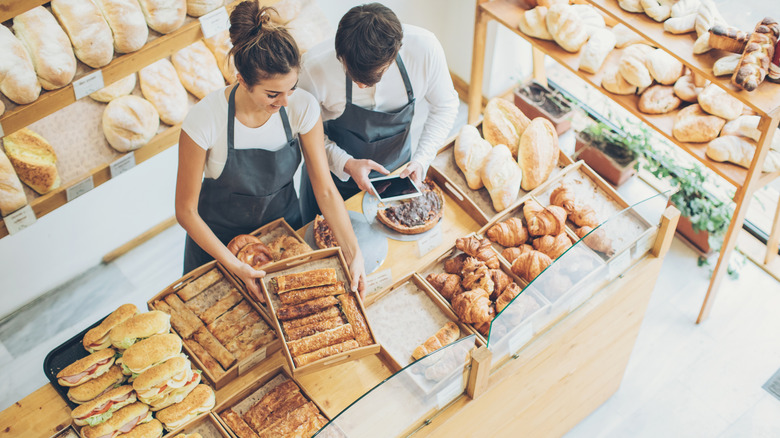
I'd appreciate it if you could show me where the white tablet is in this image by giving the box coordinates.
[368,175,422,203]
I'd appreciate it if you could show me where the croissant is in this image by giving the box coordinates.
[412,322,461,360]
[511,250,552,283]
[473,319,492,336]
[486,218,529,247]
[452,289,494,324]
[490,269,512,300]
[523,200,567,236]
[502,244,534,263]
[444,253,469,275]
[532,234,573,260]
[456,236,500,269]
[576,226,615,256]
[460,257,495,296]
[426,273,463,302]
[549,185,599,228]
[496,282,522,313]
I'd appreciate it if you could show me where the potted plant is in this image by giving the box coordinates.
[514,79,574,135]
[574,121,641,187]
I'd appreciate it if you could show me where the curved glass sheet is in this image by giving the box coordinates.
[314,334,477,438]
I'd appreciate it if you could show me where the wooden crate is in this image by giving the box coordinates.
[259,248,381,377]
[148,261,282,389]
[162,412,228,438]
[213,365,330,438]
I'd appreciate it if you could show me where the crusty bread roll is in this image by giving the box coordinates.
[13,7,77,90]
[454,124,492,190]
[602,63,637,95]
[704,135,780,172]
[618,0,644,13]
[640,0,672,22]
[51,0,114,68]
[139,58,189,125]
[89,74,137,103]
[102,95,160,152]
[186,0,223,17]
[613,23,646,48]
[721,115,761,141]
[619,45,654,88]
[672,104,725,143]
[94,0,148,53]
[698,84,743,120]
[638,85,681,114]
[673,74,701,102]
[712,54,742,77]
[518,7,554,41]
[518,118,559,191]
[3,128,60,195]
[138,0,186,34]
[0,149,28,216]
[481,144,522,211]
[646,49,684,85]
[671,0,699,18]
[664,14,697,34]
[171,41,225,100]
[695,0,726,37]
[0,26,41,104]
[204,30,237,84]
[693,33,712,55]
[570,4,605,37]
[545,4,589,53]
[578,28,615,74]
[482,98,530,157]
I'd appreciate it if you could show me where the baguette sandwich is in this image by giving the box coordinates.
[155,384,215,431]
[133,356,200,410]
[67,364,126,404]
[56,348,116,387]
[71,385,136,427]
[80,402,154,438]
[109,310,171,350]
[83,304,138,352]
[117,333,183,375]
[117,419,163,438]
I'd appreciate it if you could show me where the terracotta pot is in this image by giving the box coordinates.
[667,200,713,255]
[574,136,637,187]
[514,80,573,136]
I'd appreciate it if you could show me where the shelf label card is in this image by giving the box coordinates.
[4,204,37,235]
[238,347,266,376]
[508,322,534,355]
[436,379,464,410]
[608,249,632,280]
[110,153,137,179]
[417,226,443,258]
[66,176,95,202]
[199,7,230,39]
[365,269,392,296]
[73,70,104,100]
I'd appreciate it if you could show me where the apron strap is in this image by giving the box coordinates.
[395,54,414,103]
[279,106,295,145]
[345,69,353,104]
[227,84,239,151]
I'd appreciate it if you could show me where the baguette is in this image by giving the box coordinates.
[192,326,235,369]
[163,294,204,338]
[199,290,243,324]
[276,296,339,321]
[274,269,338,293]
[219,410,259,438]
[51,0,114,68]
[287,324,355,357]
[278,282,346,306]
[292,340,360,367]
[183,338,224,377]
[337,294,373,346]
[280,307,342,331]
[13,7,77,90]
[138,0,187,34]
[0,23,40,104]
[94,0,148,53]
[178,268,223,301]
[284,316,345,341]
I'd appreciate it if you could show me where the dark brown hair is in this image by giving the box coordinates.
[229,1,300,87]
[335,3,403,86]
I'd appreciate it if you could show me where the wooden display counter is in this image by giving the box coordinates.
[0,182,678,438]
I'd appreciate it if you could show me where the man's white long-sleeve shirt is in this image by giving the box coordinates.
[298,24,459,180]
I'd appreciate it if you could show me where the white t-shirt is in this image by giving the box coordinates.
[299,24,459,180]
[181,86,320,179]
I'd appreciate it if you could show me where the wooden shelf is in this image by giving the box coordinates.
[0,0,48,23]
[481,0,780,190]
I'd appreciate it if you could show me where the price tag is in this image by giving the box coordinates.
[66,176,94,202]
[608,249,632,280]
[417,226,443,258]
[73,70,104,100]
[508,323,534,355]
[4,204,36,234]
[365,269,392,296]
[110,153,136,178]
[238,347,266,375]
[199,7,230,39]
[436,378,463,410]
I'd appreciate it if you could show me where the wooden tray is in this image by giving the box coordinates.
[258,248,381,377]
[163,412,230,438]
[148,261,282,389]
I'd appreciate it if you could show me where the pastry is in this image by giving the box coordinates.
[163,294,204,338]
[482,97,530,156]
[293,340,359,367]
[102,95,160,153]
[443,253,469,275]
[664,14,697,34]
[518,7,554,41]
[220,410,259,438]
[13,7,77,90]
[94,0,149,53]
[207,301,253,341]
[452,289,494,324]
[695,0,726,37]
[713,54,742,77]
[337,293,373,346]
[532,234,573,259]
[89,74,137,103]
[570,4,605,37]
[721,115,761,141]
[376,179,444,235]
[193,326,236,369]
[671,0,699,18]
[138,0,187,34]
[638,85,681,114]
[286,324,354,357]
[139,58,189,125]
[0,26,40,104]
[0,150,28,217]
[237,243,273,270]
[693,33,712,55]
[51,0,114,68]
[284,316,344,342]
[227,234,262,255]
[481,144,523,211]
[454,124,492,190]
[709,25,752,53]
[426,273,463,301]
[578,28,616,74]
[640,0,672,22]
[313,214,338,249]
[698,84,743,120]
[278,282,345,306]
[198,289,243,325]
[460,257,495,296]
[267,235,310,261]
[487,217,528,247]
[545,4,589,52]
[276,296,339,321]
[496,282,523,313]
[549,185,599,227]
[511,250,553,283]
[706,136,780,172]
[172,40,225,99]
[732,18,780,92]
[518,118,559,191]
[183,338,224,377]
[178,268,222,301]
[412,322,460,360]
[523,199,567,236]
[280,306,342,331]
[456,236,500,269]
[224,321,276,360]
[646,49,684,85]
[575,226,614,255]
[490,269,513,298]
[619,46,653,88]
[2,128,60,195]
[618,0,644,13]
[673,74,702,102]
[502,244,534,263]
[672,104,725,143]
[274,268,338,293]
[602,63,638,95]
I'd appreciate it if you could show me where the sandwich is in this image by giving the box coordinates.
[57,348,116,387]
[83,304,138,353]
[109,311,171,350]
[80,402,153,438]
[155,384,215,431]
[118,419,163,438]
[71,385,136,427]
[117,333,183,376]
[67,364,126,404]
[132,356,200,409]
[171,434,202,438]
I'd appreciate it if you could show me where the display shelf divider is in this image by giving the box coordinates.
[466,345,492,399]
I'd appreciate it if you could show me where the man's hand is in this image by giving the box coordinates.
[234,263,266,303]
[399,161,424,187]
[344,158,389,195]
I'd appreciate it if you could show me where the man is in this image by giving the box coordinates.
[298,2,459,222]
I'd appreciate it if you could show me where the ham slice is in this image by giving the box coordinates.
[118,414,143,433]
[61,358,112,383]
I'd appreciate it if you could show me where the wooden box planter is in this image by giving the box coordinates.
[574,133,637,187]
[514,80,574,135]
[667,200,714,255]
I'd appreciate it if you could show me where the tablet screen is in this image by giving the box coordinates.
[371,176,421,201]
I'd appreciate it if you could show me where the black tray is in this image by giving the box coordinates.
[43,314,108,409]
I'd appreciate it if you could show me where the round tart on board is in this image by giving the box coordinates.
[376,179,445,235]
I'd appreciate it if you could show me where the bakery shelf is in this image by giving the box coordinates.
[0,0,48,23]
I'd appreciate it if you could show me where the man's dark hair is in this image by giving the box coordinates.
[335,3,403,87]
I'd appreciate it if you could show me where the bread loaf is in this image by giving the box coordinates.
[646,49,684,84]
[454,124,492,190]
[664,14,697,34]
[721,115,761,141]
[578,28,616,74]
[673,74,701,102]
[0,26,40,104]
[89,74,137,103]
[713,54,742,76]
[0,150,27,216]
[13,7,77,90]
[518,118,559,191]
[693,33,712,55]
[172,41,225,100]
[619,45,654,88]
[545,4,589,53]
[638,85,681,114]
[518,7,554,41]
[482,98,530,157]
[187,0,223,17]
[732,18,780,92]
[705,136,780,172]
[481,144,522,211]
[695,0,726,36]
[671,0,699,18]
[94,0,148,53]
[698,84,743,120]
[709,25,751,53]
[139,58,189,125]
[602,63,638,95]
[618,0,644,13]
[102,95,160,152]
[613,23,646,48]
[204,30,237,84]
[138,0,186,34]
[672,104,725,143]
[3,128,60,195]
[570,4,605,37]
[51,0,114,68]
[640,0,672,22]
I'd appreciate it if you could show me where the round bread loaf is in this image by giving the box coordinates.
[186,0,222,17]
[482,97,530,157]
[646,49,684,85]
[672,104,725,143]
[90,74,137,103]
[673,74,701,102]
[638,85,681,114]
[698,84,744,121]
[602,63,637,95]
[103,95,160,152]
[518,118,559,191]
[227,234,262,255]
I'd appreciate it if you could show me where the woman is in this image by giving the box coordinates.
[176,1,365,298]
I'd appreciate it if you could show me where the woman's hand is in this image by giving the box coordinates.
[234,263,267,303]
[348,250,367,300]
[399,161,424,187]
